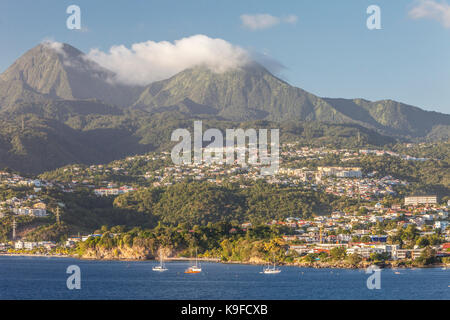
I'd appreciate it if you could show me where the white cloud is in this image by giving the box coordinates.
[42,39,63,51]
[41,39,68,58]
[283,14,299,25]
[409,0,450,28]
[86,35,252,86]
[240,14,298,31]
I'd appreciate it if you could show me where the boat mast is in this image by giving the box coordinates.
[195,248,198,267]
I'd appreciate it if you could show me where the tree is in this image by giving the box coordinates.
[358,207,368,215]
[416,247,437,265]
[329,247,346,261]
[347,253,362,266]
[415,237,429,248]
[304,253,316,263]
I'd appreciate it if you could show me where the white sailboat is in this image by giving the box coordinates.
[152,252,168,272]
[185,248,202,274]
[261,263,281,274]
[261,254,281,274]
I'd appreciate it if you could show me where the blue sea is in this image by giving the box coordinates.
[0,256,448,300]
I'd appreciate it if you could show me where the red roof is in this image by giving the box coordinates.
[313,249,330,253]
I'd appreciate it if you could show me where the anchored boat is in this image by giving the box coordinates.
[185,248,202,274]
[152,253,168,272]
[261,262,281,274]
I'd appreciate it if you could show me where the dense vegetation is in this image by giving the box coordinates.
[113,181,342,226]
[76,221,295,263]
[0,180,342,241]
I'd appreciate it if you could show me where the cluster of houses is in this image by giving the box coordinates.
[0,195,48,218]
[0,171,45,189]
[280,145,429,163]
[287,242,445,260]
[322,176,404,200]
[0,240,57,251]
[359,149,429,161]
[0,234,104,253]
[24,145,436,203]
[265,200,450,260]
[278,166,364,182]
[12,240,56,250]
[94,185,136,197]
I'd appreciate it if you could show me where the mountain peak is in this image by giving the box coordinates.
[11,42,86,69]
[0,42,140,107]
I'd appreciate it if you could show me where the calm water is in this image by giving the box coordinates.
[0,256,448,300]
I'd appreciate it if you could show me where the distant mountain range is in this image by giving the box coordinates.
[0,42,448,173]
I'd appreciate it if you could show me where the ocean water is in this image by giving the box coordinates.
[0,256,448,300]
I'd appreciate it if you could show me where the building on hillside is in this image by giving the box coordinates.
[346,244,399,259]
[317,167,362,179]
[404,195,437,206]
[94,186,136,197]
[14,240,24,249]
[392,248,424,260]
[434,221,449,231]
[370,235,388,243]
[11,207,47,217]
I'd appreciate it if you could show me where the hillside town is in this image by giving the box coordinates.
[0,142,449,266]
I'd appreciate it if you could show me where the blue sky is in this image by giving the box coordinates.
[1,0,449,114]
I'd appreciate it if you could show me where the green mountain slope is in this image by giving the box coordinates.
[0,43,140,108]
[134,64,349,123]
[134,64,450,138]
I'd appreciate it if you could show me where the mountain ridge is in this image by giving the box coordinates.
[0,42,449,173]
[1,42,448,139]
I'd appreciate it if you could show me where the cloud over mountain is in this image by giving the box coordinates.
[86,35,252,86]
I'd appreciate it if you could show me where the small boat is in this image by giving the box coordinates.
[185,249,202,274]
[152,253,168,272]
[184,265,202,274]
[261,262,281,274]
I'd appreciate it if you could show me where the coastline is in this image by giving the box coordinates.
[0,253,71,258]
[1,252,448,270]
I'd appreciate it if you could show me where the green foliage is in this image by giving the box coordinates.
[114,181,338,226]
[329,247,347,261]
[346,253,362,266]
[75,220,288,263]
[416,247,437,265]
